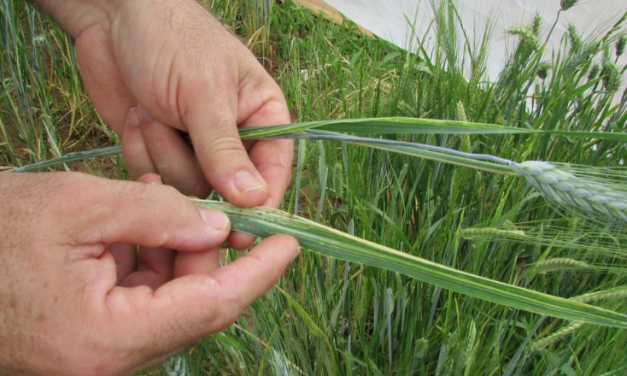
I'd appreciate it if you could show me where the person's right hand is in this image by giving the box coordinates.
[0,172,299,376]
[38,0,294,211]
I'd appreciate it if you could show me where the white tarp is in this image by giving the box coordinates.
[320,0,627,95]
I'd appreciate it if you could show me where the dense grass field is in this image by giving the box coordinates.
[2,0,627,374]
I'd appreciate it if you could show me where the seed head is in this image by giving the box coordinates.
[537,62,551,79]
[564,52,588,74]
[456,101,468,122]
[461,227,526,240]
[568,24,582,52]
[565,43,597,75]
[511,161,627,222]
[616,34,627,58]
[588,63,600,80]
[601,60,622,93]
[573,286,627,303]
[561,0,579,11]
[531,321,585,351]
[535,258,589,274]
[415,338,429,358]
[509,27,540,51]
[461,321,476,367]
[532,13,542,37]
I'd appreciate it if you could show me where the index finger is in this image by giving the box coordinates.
[238,95,294,209]
[229,77,294,249]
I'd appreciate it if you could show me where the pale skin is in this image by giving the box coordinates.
[0,0,297,374]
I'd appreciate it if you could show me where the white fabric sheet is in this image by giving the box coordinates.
[323,0,627,97]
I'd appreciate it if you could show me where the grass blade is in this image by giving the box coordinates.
[239,117,627,142]
[192,199,627,329]
[6,146,122,172]
[7,116,626,172]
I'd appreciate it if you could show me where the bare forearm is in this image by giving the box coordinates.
[32,0,115,37]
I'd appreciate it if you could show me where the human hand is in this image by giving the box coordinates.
[38,0,293,207]
[100,0,293,208]
[0,172,299,376]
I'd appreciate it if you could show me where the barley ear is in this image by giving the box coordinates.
[510,161,627,222]
[530,321,585,351]
[535,258,589,274]
[560,0,579,11]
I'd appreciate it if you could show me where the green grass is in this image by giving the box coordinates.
[2,0,627,374]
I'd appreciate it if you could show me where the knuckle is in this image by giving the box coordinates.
[204,135,246,157]
[158,183,185,202]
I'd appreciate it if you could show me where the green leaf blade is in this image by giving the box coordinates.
[239,117,627,142]
[193,200,627,329]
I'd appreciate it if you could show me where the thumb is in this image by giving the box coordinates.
[186,100,269,207]
[128,235,299,348]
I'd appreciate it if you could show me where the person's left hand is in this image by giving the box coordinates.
[0,171,299,376]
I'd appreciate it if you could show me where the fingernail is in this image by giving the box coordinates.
[199,209,230,231]
[137,105,154,123]
[234,170,267,194]
[280,154,291,168]
[128,107,140,128]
